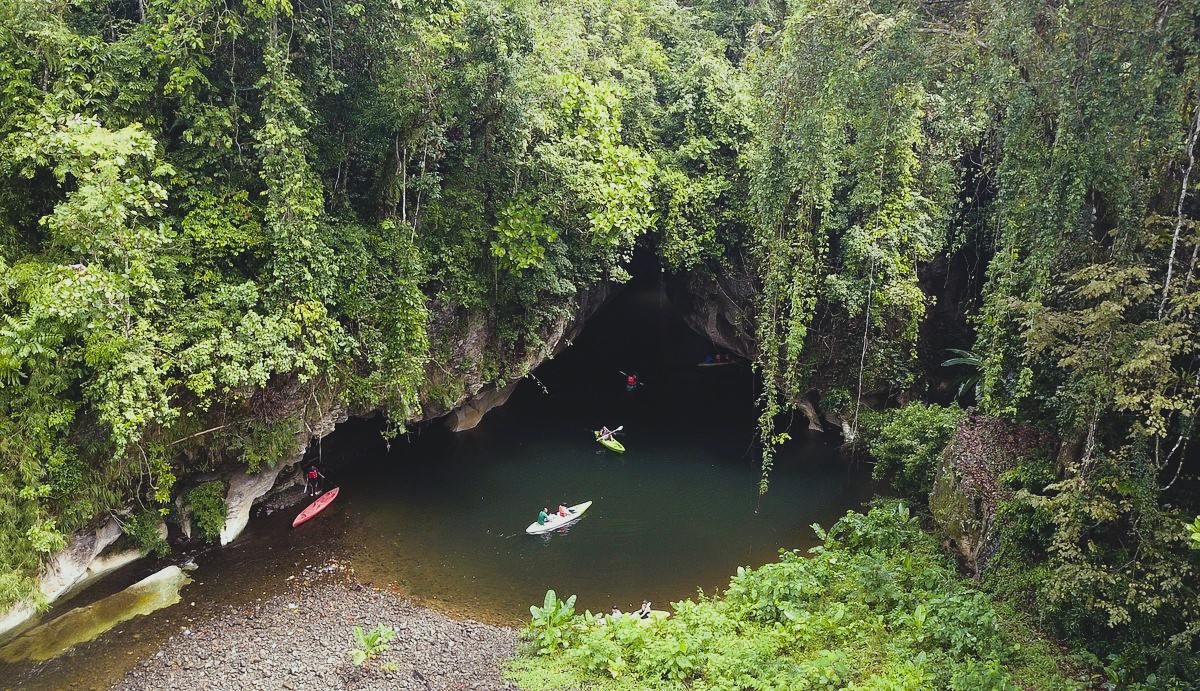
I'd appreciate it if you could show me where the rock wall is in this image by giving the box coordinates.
[929,411,1056,575]
[663,266,756,359]
[222,281,614,542]
[0,517,161,642]
[219,404,346,545]
[443,282,613,431]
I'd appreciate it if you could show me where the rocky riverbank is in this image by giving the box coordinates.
[114,562,520,690]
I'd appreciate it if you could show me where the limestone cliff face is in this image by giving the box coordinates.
[929,411,1056,575]
[425,281,614,430]
[663,266,756,360]
[664,266,838,431]
[0,518,162,642]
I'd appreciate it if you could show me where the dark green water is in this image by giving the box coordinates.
[0,277,874,688]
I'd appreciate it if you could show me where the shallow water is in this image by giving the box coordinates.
[0,276,874,688]
[0,567,190,664]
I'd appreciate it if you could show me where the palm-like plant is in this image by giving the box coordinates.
[941,348,982,402]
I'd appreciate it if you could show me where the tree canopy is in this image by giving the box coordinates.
[1,0,1198,684]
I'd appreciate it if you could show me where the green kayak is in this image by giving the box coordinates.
[595,431,625,453]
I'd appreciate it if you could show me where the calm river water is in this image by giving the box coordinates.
[1,277,874,689]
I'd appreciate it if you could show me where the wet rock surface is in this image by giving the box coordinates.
[113,563,519,691]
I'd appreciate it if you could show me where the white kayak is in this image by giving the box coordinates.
[637,609,670,625]
[526,501,593,535]
[600,609,670,626]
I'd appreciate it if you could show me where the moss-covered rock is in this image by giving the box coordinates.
[930,411,1055,575]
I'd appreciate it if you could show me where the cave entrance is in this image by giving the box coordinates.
[311,273,873,624]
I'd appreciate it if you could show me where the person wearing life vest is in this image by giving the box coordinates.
[305,466,325,496]
[637,600,652,618]
[627,375,636,387]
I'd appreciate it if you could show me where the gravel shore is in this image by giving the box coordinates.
[113,562,520,691]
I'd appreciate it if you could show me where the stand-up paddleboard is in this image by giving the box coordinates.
[293,487,339,527]
[697,360,734,367]
[595,431,625,453]
[526,501,592,534]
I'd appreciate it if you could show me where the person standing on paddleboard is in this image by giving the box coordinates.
[305,466,325,496]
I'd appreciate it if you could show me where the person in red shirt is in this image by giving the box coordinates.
[305,466,325,496]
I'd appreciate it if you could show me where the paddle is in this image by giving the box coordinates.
[618,371,646,387]
[598,425,623,440]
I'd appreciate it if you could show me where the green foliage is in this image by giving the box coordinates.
[233,417,301,474]
[865,402,963,498]
[941,348,983,403]
[122,510,169,558]
[185,481,227,542]
[1,2,1197,685]
[739,3,1200,681]
[509,504,1084,690]
[988,452,1200,684]
[1188,518,1200,550]
[746,0,983,491]
[347,624,397,666]
[491,200,559,274]
[524,589,579,655]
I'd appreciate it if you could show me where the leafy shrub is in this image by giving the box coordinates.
[122,509,169,557]
[507,503,1084,690]
[988,456,1200,685]
[523,589,580,655]
[186,481,227,542]
[235,418,300,473]
[865,403,963,498]
[347,624,397,666]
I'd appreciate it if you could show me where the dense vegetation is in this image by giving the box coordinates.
[509,504,1084,689]
[2,0,1198,685]
[0,0,737,606]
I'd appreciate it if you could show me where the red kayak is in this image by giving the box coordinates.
[292,487,340,527]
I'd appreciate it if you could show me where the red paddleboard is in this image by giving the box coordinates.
[292,487,340,527]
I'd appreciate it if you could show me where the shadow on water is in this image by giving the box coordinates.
[0,274,875,688]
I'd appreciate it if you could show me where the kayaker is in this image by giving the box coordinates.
[626,374,636,387]
[598,426,613,441]
[637,600,652,618]
[611,606,622,616]
[537,508,550,525]
[304,466,325,496]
